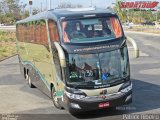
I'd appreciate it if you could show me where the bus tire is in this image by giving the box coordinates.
[24,68,28,80]
[27,72,35,88]
[25,73,28,81]
[51,87,62,109]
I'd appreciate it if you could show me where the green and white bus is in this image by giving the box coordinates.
[16,8,132,113]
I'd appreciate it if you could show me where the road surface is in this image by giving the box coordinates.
[0,32,160,120]
[0,26,16,30]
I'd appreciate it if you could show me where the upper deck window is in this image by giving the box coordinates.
[62,17,122,43]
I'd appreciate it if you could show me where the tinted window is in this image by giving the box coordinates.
[35,20,48,45]
[66,46,129,86]
[48,20,59,42]
[62,17,122,43]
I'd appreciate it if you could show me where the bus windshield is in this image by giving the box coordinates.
[62,17,122,43]
[67,46,129,87]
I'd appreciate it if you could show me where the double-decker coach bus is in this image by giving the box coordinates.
[16,8,132,113]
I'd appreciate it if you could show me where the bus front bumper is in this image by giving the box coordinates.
[66,91,132,113]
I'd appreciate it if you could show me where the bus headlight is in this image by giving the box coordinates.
[65,91,86,100]
[120,83,132,93]
[65,87,87,100]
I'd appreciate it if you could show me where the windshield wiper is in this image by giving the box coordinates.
[107,77,128,85]
[73,80,96,89]
[71,76,128,89]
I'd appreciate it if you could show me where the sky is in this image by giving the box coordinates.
[20,0,160,10]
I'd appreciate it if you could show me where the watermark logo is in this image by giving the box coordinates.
[1,114,19,120]
[123,114,160,120]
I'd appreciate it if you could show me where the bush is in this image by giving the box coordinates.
[0,31,16,42]
[0,30,16,60]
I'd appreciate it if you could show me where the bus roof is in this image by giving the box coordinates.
[16,8,116,24]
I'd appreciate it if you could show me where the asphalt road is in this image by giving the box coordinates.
[0,32,160,120]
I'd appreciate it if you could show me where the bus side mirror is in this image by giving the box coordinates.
[60,60,66,68]
[54,42,66,67]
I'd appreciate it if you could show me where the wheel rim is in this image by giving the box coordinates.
[52,89,59,107]
[25,74,28,80]
[28,76,31,86]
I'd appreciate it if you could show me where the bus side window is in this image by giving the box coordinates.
[30,22,34,43]
[110,18,122,38]
[35,20,41,44]
[48,20,59,42]
[28,22,31,42]
[21,24,25,42]
[24,23,27,42]
[40,20,48,45]
[26,22,30,43]
[17,24,21,42]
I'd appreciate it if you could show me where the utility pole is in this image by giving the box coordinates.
[29,0,32,16]
[48,0,51,10]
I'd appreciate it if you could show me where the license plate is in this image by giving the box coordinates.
[98,102,110,108]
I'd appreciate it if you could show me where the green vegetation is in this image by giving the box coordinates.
[114,1,160,23]
[0,31,16,60]
[0,0,36,25]
[0,31,16,42]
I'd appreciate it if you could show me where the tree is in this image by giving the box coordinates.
[113,1,128,23]
[113,0,160,24]
[0,0,27,24]
[32,8,41,15]
[57,2,83,8]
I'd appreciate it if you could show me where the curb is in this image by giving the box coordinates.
[124,31,160,36]
[0,54,18,62]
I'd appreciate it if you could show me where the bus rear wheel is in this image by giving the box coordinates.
[27,72,35,88]
[51,87,62,109]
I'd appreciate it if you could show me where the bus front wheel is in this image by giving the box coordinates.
[51,87,62,109]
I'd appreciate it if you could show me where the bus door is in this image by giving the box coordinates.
[48,20,65,103]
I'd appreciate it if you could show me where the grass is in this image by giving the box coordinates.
[0,30,17,60]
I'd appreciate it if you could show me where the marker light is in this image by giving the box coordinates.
[70,103,81,109]
[121,83,132,93]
